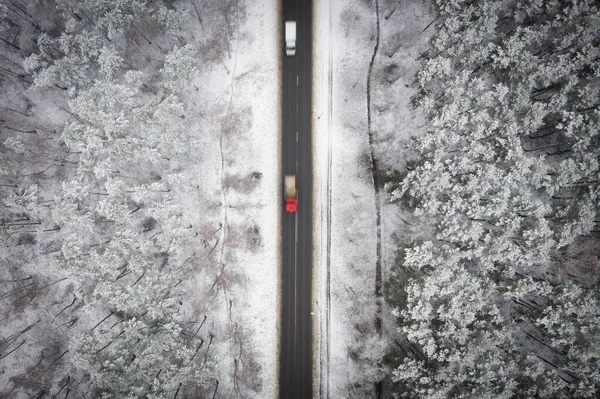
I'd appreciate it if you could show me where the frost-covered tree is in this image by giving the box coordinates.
[62,229,214,397]
[385,0,600,396]
[72,276,214,398]
[154,5,187,35]
[55,0,146,39]
[0,0,221,396]
[3,184,40,217]
[162,45,197,93]
[23,30,102,89]
[53,183,213,396]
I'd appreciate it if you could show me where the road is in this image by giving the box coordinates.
[280,0,313,398]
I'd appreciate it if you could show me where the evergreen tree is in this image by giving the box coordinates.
[386,0,600,396]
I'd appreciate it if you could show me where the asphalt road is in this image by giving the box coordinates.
[280,0,313,398]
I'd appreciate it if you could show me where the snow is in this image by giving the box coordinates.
[313,0,435,396]
[178,0,281,396]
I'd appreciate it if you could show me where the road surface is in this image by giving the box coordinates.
[280,0,313,397]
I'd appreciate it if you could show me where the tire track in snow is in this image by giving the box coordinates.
[324,1,334,398]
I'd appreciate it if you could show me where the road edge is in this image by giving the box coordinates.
[312,0,332,397]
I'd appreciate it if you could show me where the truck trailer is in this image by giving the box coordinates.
[284,175,297,213]
[285,21,296,56]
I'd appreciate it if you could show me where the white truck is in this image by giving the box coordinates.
[285,21,296,56]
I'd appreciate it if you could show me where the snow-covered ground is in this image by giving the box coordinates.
[184,0,281,396]
[313,0,435,397]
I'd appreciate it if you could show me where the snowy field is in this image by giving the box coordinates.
[184,0,280,396]
[314,0,435,397]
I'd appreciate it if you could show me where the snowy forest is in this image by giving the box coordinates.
[383,0,600,397]
[2,0,600,397]
[0,0,278,398]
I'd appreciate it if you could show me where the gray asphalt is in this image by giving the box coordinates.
[280,0,313,397]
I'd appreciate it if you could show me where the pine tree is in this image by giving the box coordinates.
[386,0,600,396]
